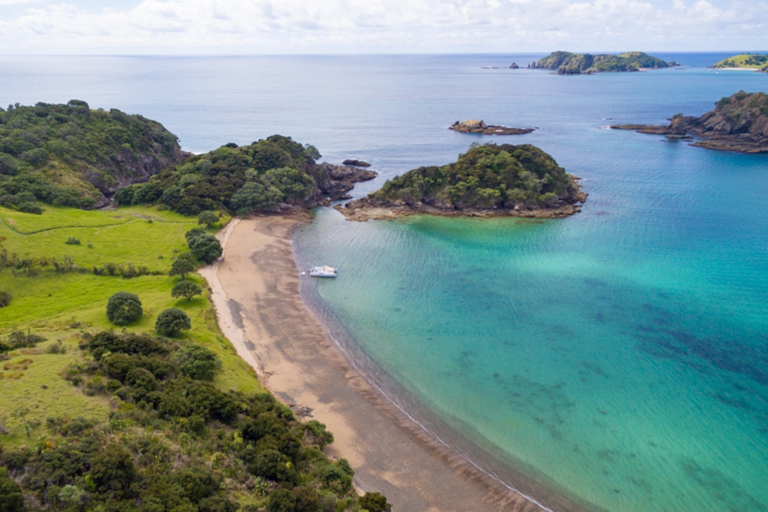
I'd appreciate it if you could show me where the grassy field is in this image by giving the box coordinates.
[712,53,768,69]
[0,205,259,446]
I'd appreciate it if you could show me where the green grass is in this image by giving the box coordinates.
[0,205,259,447]
[712,54,768,69]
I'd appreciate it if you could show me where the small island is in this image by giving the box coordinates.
[535,51,675,75]
[336,143,586,221]
[711,54,768,72]
[450,120,534,135]
[611,91,768,153]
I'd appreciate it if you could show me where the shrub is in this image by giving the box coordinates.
[266,488,296,512]
[65,237,81,245]
[106,291,143,325]
[0,291,11,308]
[172,344,220,380]
[156,308,191,337]
[172,281,202,302]
[360,492,391,512]
[0,468,25,512]
[17,201,43,214]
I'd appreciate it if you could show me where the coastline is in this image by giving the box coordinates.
[200,214,594,512]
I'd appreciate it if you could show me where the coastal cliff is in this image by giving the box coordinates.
[536,51,673,75]
[336,143,585,221]
[611,91,768,153]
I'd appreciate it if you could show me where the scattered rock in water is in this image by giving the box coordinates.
[342,159,371,167]
[450,120,534,136]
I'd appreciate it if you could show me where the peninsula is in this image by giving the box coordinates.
[611,91,768,153]
[711,54,768,72]
[450,120,535,136]
[534,51,675,75]
[337,143,586,221]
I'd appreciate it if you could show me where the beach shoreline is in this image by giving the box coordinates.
[200,214,592,512]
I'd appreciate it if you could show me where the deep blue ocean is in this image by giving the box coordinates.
[3,53,767,512]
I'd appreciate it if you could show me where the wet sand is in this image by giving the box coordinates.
[199,215,564,512]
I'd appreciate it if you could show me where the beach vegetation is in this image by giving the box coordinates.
[106,290,143,325]
[172,279,202,301]
[187,230,222,263]
[155,307,191,337]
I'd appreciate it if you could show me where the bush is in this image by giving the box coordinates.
[156,308,191,337]
[0,291,11,308]
[172,344,220,381]
[198,210,219,227]
[106,291,143,325]
[17,201,43,214]
[360,492,391,512]
[65,237,81,245]
[266,488,296,512]
[0,468,25,512]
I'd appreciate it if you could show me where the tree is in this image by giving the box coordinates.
[0,291,11,308]
[172,281,202,302]
[169,258,195,280]
[156,308,191,337]
[106,291,143,326]
[188,233,222,264]
[172,344,220,381]
[0,468,24,512]
[197,210,218,227]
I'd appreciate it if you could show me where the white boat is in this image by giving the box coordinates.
[309,265,338,278]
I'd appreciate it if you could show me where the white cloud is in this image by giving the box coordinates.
[0,0,766,53]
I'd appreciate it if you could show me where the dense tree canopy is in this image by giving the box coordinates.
[116,135,328,216]
[0,100,183,209]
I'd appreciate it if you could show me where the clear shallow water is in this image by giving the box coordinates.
[2,53,767,511]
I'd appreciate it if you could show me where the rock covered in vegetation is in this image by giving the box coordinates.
[342,159,371,167]
[450,120,535,136]
[337,143,586,221]
[711,54,768,71]
[538,51,672,75]
[611,91,768,153]
[0,100,184,209]
[116,135,376,215]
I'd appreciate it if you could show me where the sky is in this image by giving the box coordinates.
[0,0,767,54]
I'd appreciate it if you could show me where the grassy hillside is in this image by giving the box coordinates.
[0,204,389,511]
[712,54,768,71]
[0,101,184,210]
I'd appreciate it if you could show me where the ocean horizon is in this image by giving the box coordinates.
[3,53,767,511]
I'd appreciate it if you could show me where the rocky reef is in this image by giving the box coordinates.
[536,51,673,75]
[336,143,586,221]
[450,120,534,136]
[317,162,377,203]
[611,91,768,154]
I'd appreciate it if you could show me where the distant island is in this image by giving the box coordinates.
[611,91,768,153]
[450,120,534,136]
[336,143,586,221]
[532,51,676,75]
[711,54,768,72]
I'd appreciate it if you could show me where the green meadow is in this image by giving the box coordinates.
[0,204,258,445]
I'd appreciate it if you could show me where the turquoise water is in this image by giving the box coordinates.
[2,53,767,511]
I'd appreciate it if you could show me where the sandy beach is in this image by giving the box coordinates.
[200,215,571,512]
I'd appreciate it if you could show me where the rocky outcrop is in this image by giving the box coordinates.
[335,143,586,221]
[342,159,371,167]
[450,120,534,136]
[509,63,519,69]
[611,91,768,153]
[538,51,671,75]
[316,163,377,204]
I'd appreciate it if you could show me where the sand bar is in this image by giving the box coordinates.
[200,215,577,512]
